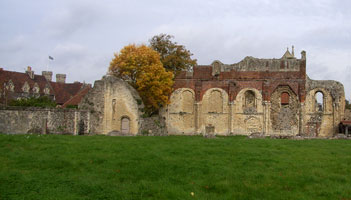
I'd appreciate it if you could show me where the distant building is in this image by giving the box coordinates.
[0,66,90,107]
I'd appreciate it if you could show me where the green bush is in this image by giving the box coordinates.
[9,96,56,108]
[66,105,78,109]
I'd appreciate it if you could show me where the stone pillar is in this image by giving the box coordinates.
[263,101,271,135]
[74,111,78,135]
[103,81,111,134]
[299,102,305,135]
[42,118,47,134]
[87,111,90,134]
[333,102,336,133]
[229,101,234,134]
[195,102,202,134]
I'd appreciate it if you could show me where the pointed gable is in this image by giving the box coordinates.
[282,49,295,59]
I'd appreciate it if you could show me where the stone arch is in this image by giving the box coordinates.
[314,91,324,112]
[270,85,299,133]
[166,88,196,134]
[168,88,195,113]
[182,90,195,113]
[235,88,263,113]
[304,88,334,137]
[244,90,256,108]
[121,116,130,134]
[305,88,332,113]
[202,88,228,113]
[201,88,229,135]
[209,90,223,113]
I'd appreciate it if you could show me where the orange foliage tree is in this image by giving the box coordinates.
[109,44,174,114]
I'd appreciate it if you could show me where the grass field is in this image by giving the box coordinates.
[1,134,351,200]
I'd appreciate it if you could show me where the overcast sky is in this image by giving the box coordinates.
[0,0,350,99]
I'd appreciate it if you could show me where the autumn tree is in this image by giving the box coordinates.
[109,44,174,115]
[149,34,197,74]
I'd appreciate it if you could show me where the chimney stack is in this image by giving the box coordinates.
[42,71,53,81]
[56,74,66,83]
[292,45,295,57]
[301,50,306,60]
[26,66,35,79]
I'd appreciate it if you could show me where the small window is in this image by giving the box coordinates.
[244,90,256,108]
[281,92,289,105]
[315,92,324,112]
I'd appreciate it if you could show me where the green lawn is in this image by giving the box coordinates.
[1,135,351,200]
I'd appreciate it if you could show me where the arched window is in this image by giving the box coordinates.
[281,92,290,105]
[315,92,324,112]
[121,117,130,134]
[244,90,256,108]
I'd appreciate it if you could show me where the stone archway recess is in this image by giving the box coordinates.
[121,117,130,134]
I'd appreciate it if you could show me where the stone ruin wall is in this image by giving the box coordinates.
[0,51,345,137]
[345,109,351,120]
[79,75,143,135]
[0,76,144,136]
[269,85,299,136]
[222,56,302,72]
[164,52,345,137]
[0,106,90,135]
[303,78,345,137]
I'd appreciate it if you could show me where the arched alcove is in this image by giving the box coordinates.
[209,90,223,113]
[121,117,130,134]
[315,91,324,112]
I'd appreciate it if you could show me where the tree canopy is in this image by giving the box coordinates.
[109,44,174,114]
[149,34,197,74]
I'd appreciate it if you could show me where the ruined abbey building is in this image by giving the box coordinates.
[164,48,345,137]
[0,48,346,137]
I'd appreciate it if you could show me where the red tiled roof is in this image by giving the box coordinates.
[62,86,91,107]
[0,68,85,105]
[50,82,84,105]
[0,69,54,95]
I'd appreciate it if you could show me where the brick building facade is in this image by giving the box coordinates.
[164,48,345,137]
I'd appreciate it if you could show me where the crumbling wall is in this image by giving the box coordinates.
[79,75,143,135]
[303,78,345,137]
[269,85,299,135]
[232,88,264,135]
[79,79,105,134]
[345,109,351,120]
[0,107,90,134]
[220,56,303,72]
[166,88,195,134]
[201,88,229,135]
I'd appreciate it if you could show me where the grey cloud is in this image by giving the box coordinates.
[0,0,350,98]
[40,1,104,40]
